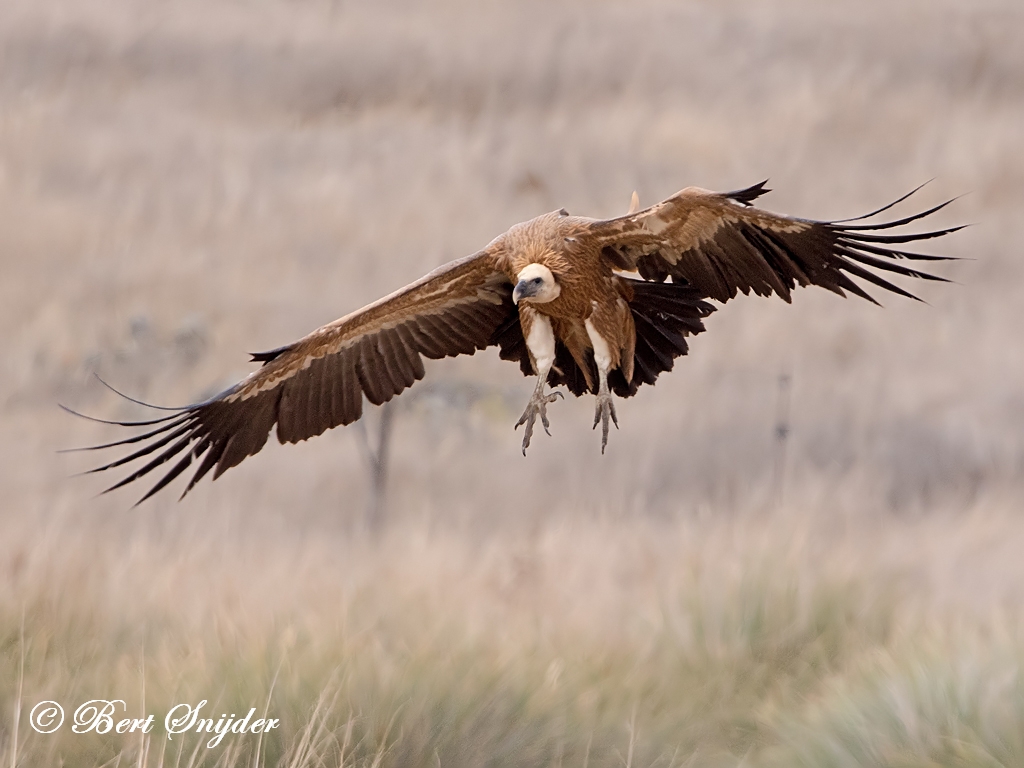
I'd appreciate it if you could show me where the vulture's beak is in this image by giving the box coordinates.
[513,280,536,304]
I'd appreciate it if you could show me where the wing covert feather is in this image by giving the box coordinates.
[76,250,514,503]
[588,183,958,304]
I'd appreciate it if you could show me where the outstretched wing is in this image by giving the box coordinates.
[67,250,513,504]
[588,182,960,304]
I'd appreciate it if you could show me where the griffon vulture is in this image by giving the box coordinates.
[66,181,959,504]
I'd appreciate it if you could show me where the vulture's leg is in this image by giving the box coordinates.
[515,378,563,455]
[592,369,618,453]
[515,312,562,455]
[586,318,618,453]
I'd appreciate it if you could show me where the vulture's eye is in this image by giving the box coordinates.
[532,277,543,285]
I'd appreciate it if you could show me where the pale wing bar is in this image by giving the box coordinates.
[600,184,960,305]
[66,255,514,505]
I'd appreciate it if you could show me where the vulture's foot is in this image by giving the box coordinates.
[515,385,563,455]
[592,389,618,453]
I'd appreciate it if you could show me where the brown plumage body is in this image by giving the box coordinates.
[497,211,635,392]
[65,182,961,504]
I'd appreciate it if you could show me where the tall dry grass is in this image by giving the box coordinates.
[2,0,1023,765]
[5,506,1024,767]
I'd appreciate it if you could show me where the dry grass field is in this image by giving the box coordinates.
[2,0,1024,765]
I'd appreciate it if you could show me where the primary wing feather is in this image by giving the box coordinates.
[74,250,513,503]
[589,183,959,304]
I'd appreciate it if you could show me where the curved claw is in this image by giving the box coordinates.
[540,390,563,436]
[516,387,563,455]
[593,392,619,454]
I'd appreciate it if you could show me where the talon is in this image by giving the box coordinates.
[517,385,561,455]
[593,389,618,454]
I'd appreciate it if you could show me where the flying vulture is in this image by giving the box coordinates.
[66,181,959,504]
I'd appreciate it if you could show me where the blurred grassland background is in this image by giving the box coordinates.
[2,0,1024,765]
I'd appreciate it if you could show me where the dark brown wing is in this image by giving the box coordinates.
[587,182,960,304]
[68,250,514,504]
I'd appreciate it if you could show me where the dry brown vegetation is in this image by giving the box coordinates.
[2,0,1024,765]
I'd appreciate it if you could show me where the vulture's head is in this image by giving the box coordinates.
[513,263,561,304]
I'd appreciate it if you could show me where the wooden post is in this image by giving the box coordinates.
[356,399,395,533]
[772,372,792,507]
